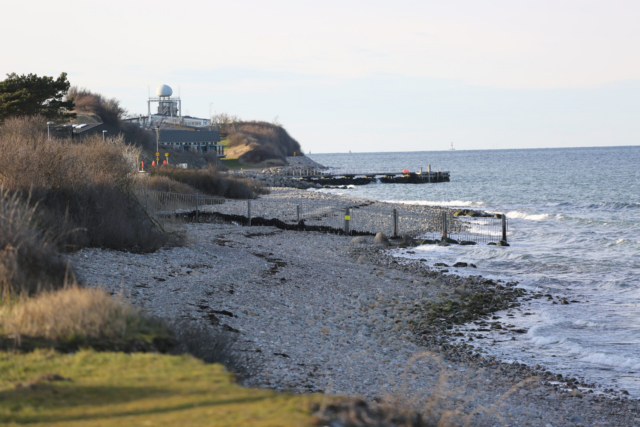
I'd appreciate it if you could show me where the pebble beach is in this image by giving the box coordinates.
[71,188,640,426]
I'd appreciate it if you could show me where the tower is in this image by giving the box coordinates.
[148,84,182,126]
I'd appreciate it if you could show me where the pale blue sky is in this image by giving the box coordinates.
[2,0,640,152]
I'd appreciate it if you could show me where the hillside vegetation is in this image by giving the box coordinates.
[226,121,303,166]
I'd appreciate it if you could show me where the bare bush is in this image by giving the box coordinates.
[211,112,241,134]
[150,166,269,199]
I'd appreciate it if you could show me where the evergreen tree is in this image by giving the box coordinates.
[0,72,76,123]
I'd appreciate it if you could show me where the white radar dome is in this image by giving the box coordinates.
[156,84,173,97]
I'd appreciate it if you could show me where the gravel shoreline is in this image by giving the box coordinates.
[70,188,640,426]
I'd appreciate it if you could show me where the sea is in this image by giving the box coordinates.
[309,146,640,395]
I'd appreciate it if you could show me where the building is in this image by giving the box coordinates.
[158,129,225,156]
[50,122,122,140]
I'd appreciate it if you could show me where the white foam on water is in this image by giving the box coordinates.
[579,353,640,370]
[529,335,563,346]
[572,319,601,328]
[465,224,505,237]
[385,200,484,207]
[506,211,552,221]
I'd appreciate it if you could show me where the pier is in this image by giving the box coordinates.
[275,167,450,186]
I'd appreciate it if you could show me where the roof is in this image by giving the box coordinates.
[181,115,208,120]
[158,129,220,144]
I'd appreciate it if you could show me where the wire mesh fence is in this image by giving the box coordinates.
[136,190,508,244]
[135,190,225,216]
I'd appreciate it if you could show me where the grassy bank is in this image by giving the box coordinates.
[219,158,264,171]
[0,350,321,426]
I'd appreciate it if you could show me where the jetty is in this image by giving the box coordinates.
[275,167,450,186]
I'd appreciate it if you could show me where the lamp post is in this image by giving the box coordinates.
[154,126,160,164]
[102,130,107,141]
[47,121,54,141]
[154,126,159,154]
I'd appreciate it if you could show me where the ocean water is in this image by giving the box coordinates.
[310,146,640,394]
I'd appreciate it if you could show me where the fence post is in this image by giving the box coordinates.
[195,193,199,223]
[392,208,398,237]
[344,207,350,234]
[297,204,301,222]
[442,212,447,241]
[501,215,507,243]
[247,200,252,226]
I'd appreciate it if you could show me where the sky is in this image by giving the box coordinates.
[2,0,640,153]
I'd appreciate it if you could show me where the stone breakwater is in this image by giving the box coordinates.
[70,192,640,426]
[231,156,327,190]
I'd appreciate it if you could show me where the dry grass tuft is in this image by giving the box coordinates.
[373,350,542,426]
[150,166,269,199]
[0,286,162,342]
[0,189,70,296]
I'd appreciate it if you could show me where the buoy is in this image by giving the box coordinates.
[402,169,410,173]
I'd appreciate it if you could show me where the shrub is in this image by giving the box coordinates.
[0,116,165,252]
[0,190,70,296]
[150,166,269,199]
[0,286,168,342]
[147,175,198,194]
[67,86,127,125]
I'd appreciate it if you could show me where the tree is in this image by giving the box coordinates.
[210,112,240,134]
[67,86,127,125]
[0,72,76,123]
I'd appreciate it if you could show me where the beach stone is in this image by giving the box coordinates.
[357,255,367,264]
[374,232,390,245]
[570,414,584,424]
[351,236,367,244]
[402,234,415,245]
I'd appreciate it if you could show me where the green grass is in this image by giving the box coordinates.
[0,350,323,426]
